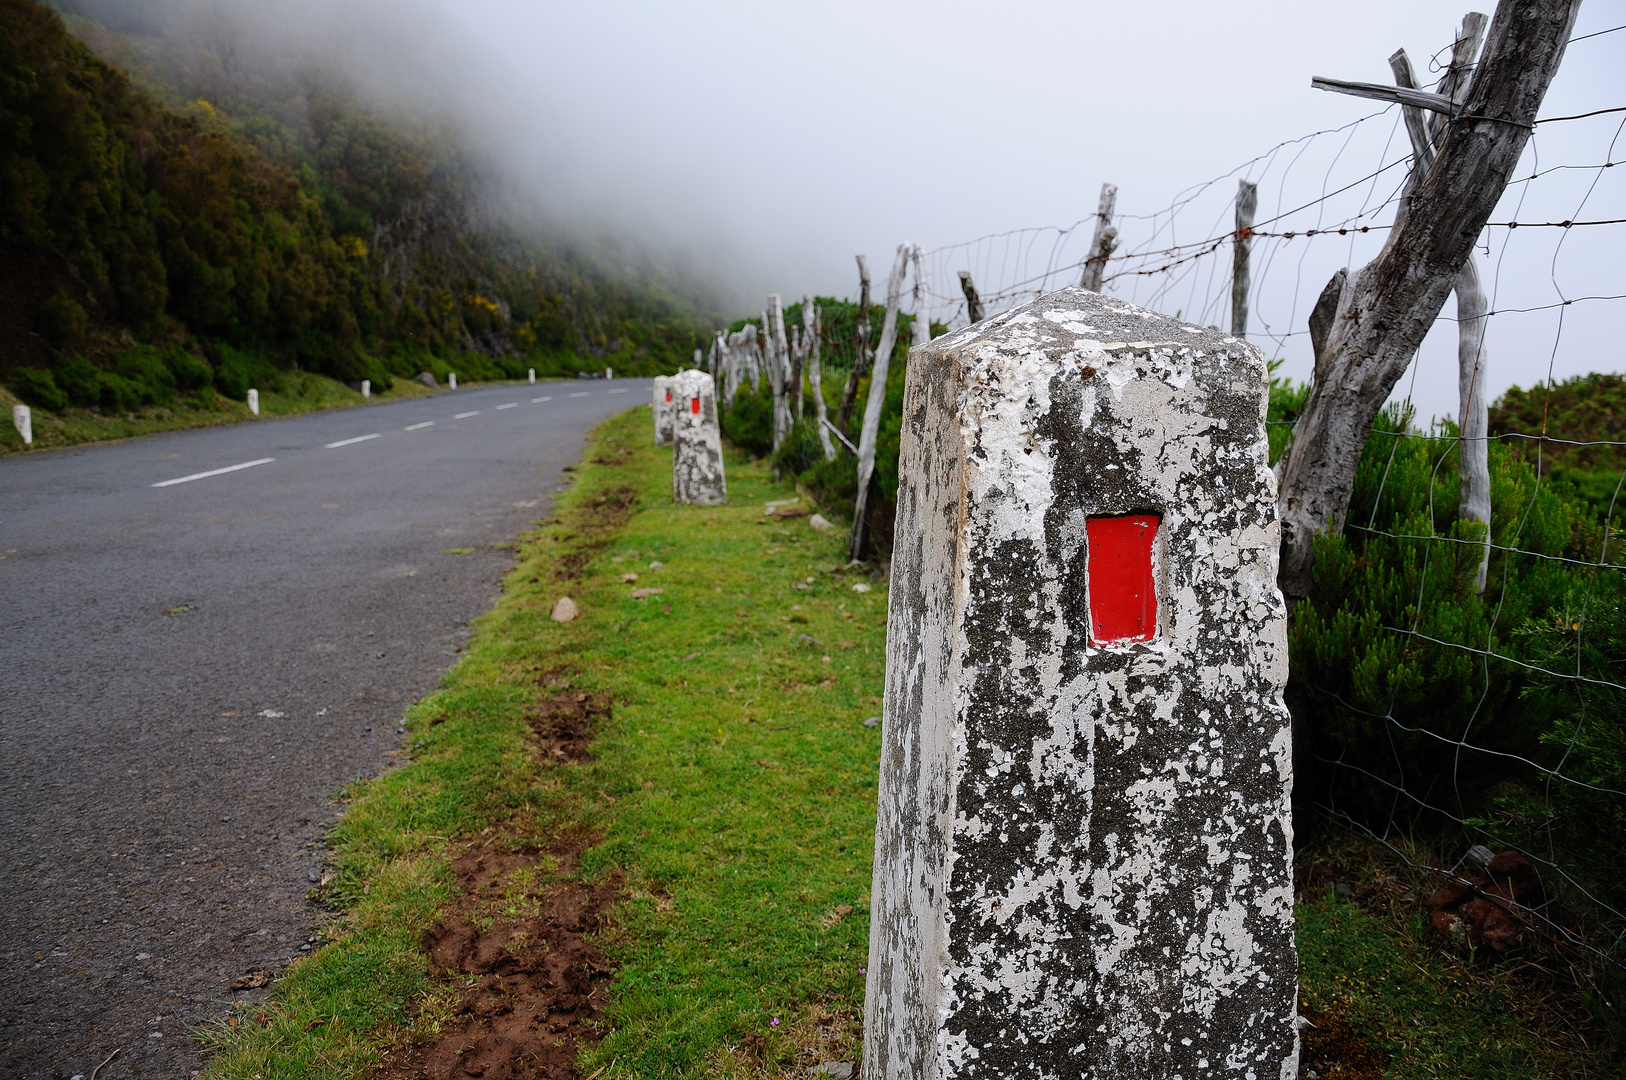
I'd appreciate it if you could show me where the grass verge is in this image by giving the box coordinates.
[1,372,446,456]
[199,405,1614,1080]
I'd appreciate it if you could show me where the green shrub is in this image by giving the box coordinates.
[770,416,828,477]
[209,343,273,401]
[110,346,176,405]
[56,356,103,407]
[9,367,67,411]
[34,292,88,349]
[722,384,773,456]
[161,347,213,393]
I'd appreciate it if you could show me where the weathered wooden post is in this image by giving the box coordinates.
[671,369,726,505]
[865,287,1296,1079]
[653,375,676,446]
[769,295,792,451]
[1232,179,1257,338]
[958,271,984,324]
[1080,182,1118,292]
[805,296,837,461]
[838,255,873,432]
[849,244,911,561]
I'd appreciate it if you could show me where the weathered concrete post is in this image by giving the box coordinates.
[246,389,259,416]
[865,287,1295,1080]
[671,369,725,505]
[653,375,676,446]
[13,403,32,445]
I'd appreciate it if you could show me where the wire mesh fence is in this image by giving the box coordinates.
[788,56,1626,972]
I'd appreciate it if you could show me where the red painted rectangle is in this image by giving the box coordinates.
[665,390,672,402]
[690,396,701,414]
[1086,513,1160,645]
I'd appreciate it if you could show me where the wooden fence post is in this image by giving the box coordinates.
[910,245,931,349]
[838,255,873,432]
[865,287,1295,1078]
[769,296,792,452]
[957,270,984,323]
[1280,0,1578,606]
[848,244,910,562]
[1080,181,1118,291]
[805,296,836,461]
[1232,179,1258,338]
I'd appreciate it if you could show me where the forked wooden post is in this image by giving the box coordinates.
[838,255,873,432]
[849,244,910,562]
[865,287,1295,1079]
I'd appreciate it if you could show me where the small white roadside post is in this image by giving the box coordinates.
[361,379,371,399]
[605,367,613,380]
[529,368,536,383]
[652,375,676,446]
[12,404,32,445]
[449,372,457,390]
[670,369,725,505]
[247,389,259,416]
[865,287,1296,1079]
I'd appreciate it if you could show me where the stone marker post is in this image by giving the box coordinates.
[671,369,725,506]
[865,287,1295,1080]
[247,389,259,416]
[13,403,32,445]
[653,375,676,446]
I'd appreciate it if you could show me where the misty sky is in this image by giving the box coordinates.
[82,0,1626,421]
[422,0,1623,423]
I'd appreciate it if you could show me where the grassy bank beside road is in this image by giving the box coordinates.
[200,406,1603,1080]
[0,372,435,456]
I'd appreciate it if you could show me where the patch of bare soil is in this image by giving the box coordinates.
[373,681,620,1080]
[554,486,638,582]
[527,683,611,764]
[1297,1008,1389,1080]
[372,839,618,1080]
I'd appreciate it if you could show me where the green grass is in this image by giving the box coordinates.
[1,371,452,456]
[198,406,1613,1079]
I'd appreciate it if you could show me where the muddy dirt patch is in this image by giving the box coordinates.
[1298,1008,1389,1080]
[553,487,638,582]
[528,684,612,764]
[372,840,618,1080]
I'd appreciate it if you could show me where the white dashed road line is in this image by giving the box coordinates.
[568,392,590,398]
[152,458,276,488]
[532,396,552,403]
[453,411,480,419]
[496,402,518,410]
[607,389,628,394]
[325,433,381,448]
[404,421,435,431]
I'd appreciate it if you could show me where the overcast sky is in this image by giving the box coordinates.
[415,0,1624,421]
[113,0,1620,421]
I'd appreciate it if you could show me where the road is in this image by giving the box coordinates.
[0,379,651,1079]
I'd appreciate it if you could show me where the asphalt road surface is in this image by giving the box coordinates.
[0,379,651,1079]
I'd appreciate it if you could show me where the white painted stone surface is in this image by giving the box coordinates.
[246,389,259,416]
[865,287,1295,1080]
[671,369,726,506]
[653,375,676,446]
[13,403,32,445]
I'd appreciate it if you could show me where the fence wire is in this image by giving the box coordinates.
[904,86,1626,967]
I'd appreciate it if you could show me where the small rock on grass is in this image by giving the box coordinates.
[811,1064,854,1080]
[631,587,664,599]
[551,596,579,622]
[851,582,872,593]
[809,513,832,531]
[863,716,881,728]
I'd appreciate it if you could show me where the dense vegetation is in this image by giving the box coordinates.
[1491,372,1626,510]
[1,0,714,416]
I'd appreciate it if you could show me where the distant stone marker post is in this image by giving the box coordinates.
[671,369,725,505]
[864,288,1296,1079]
[653,375,676,446]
